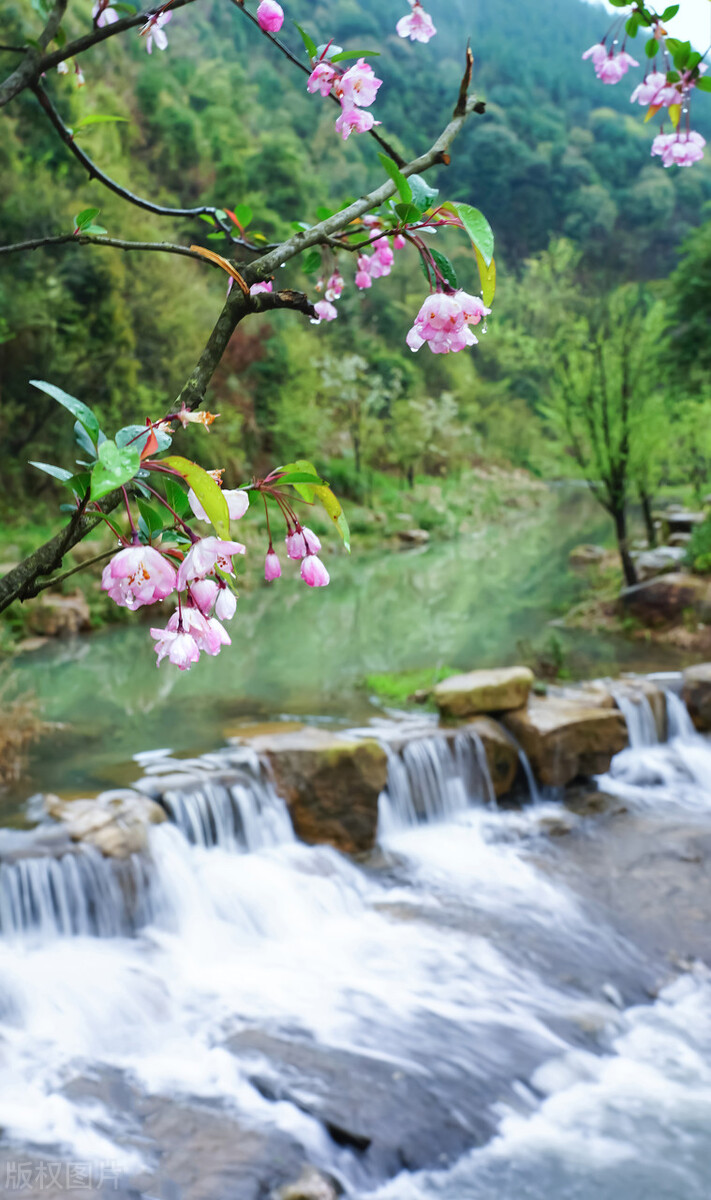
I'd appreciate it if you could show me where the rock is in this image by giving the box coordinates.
[682,663,711,732]
[613,675,668,741]
[503,697,628,788]
[235,728,388,854]
[44,789,166,858]
[274,1166,341,1200]
[660,510,706,537]
[633,545,687,582]
[13,636,50,653]
[434,666,534,719]
[669,533,692,548]
[25,589,91,637]
[569,544,606,567]
[397,528,430,545]
[621,572,711,627]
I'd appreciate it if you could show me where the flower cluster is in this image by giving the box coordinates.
[265,525,330,588]
[583,29,707,168]
[307,56,383,141]
[406,290,491,355]
[396,1,436,44]
[102,533,244,671]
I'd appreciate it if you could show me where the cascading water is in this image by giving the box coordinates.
[2,684,711,1200]
[611,689,660,748]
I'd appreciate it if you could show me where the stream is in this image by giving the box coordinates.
[2,490,710,1198]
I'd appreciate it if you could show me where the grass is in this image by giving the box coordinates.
[364,666,459,707]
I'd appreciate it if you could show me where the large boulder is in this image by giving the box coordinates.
[621,573,711,627]
[25,589,91,637]
[503,697,628,787]
[45,789,166,858]
[434,666,534,719]
[682,663,711,732]
[236,728,387,854]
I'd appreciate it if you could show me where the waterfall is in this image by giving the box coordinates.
[0,846,156,939]
[665,689,697,741]
[378,728,496,834]
[154,752,294,851]
[612,691,659,748]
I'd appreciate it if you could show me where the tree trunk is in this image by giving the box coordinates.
[638,486,657,549]
[352,432,361,476]
[613,505,638,587]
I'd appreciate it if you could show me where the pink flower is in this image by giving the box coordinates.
[652,129,705,167]
[325,272,344,301]
[393,233,407,250]
[177,537,246,590]
[102,545,176,610]
[257,0,283,32]
[93,0,119,26]
[307,62,337,97]
[142,10,171,53]
[189,578,219,615]
[166,606,231,655]
[373,238,394,269]
[215,586,237,621]
[151,626,201,670]
[285,528,307,559]
[301,555,330,588]
[406,290,490,355]
[311,300,338,324]
[396,1,436,43]
[337,59,382,109]
[584,44,639,84]
[188,488,249,522]
[355,255,373,288]
[302,527,322,554]
[250,281,273,295]
[265,550,282,581]
[630,71,678,107]
[334,106,377,140]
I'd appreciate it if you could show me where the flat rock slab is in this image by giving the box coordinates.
[45,789,166,858]
[503,697,628,788]
[434,666,534,719]
[682,662,711,731]
[237,728,387,855]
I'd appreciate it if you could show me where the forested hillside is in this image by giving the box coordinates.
[1,0,710,498]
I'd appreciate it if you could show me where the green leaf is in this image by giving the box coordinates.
[378,153,412,205]
[29,461,73,482]
[163,476,192,520]
[68,471,91,499]
[199,213,215,225]
[316,206,334,221]
[428,248,458,290]
[395,202,423,224]
[73,114,128,132]
[454,203,495,267]
[283,461,350,552]
[329,49,380,62]
[82,225,108,235]
[116,424,172,454]
[275,470,327,485]
[625,14,640,35]
[160,455,230,538]
[113,2,137,11]
[74,207,101,230]
[301,248,321,275]
[30,379,102,445]
[475,247,496,308]
[137,498,166,538]
[54,25,66,46]
[696,75,711,92]
[295,23,318,59]
[234,203,253,229]
[646,35,659,57]
[90,439,141,501]
[419,255,435,288]
[661,5,679,19]
[408,174,439,214]
[207,231,226,240]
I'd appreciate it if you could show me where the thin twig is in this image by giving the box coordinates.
[30,84,270,248]
[0,232,225,262]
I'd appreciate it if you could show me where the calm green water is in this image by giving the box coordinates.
[4,487,682,812]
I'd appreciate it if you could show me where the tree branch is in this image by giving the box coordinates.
[0,232,224,263]
[0,79,481,614]
[226,0,408,168]
[0,0,66,107]
[30,83,267,247]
